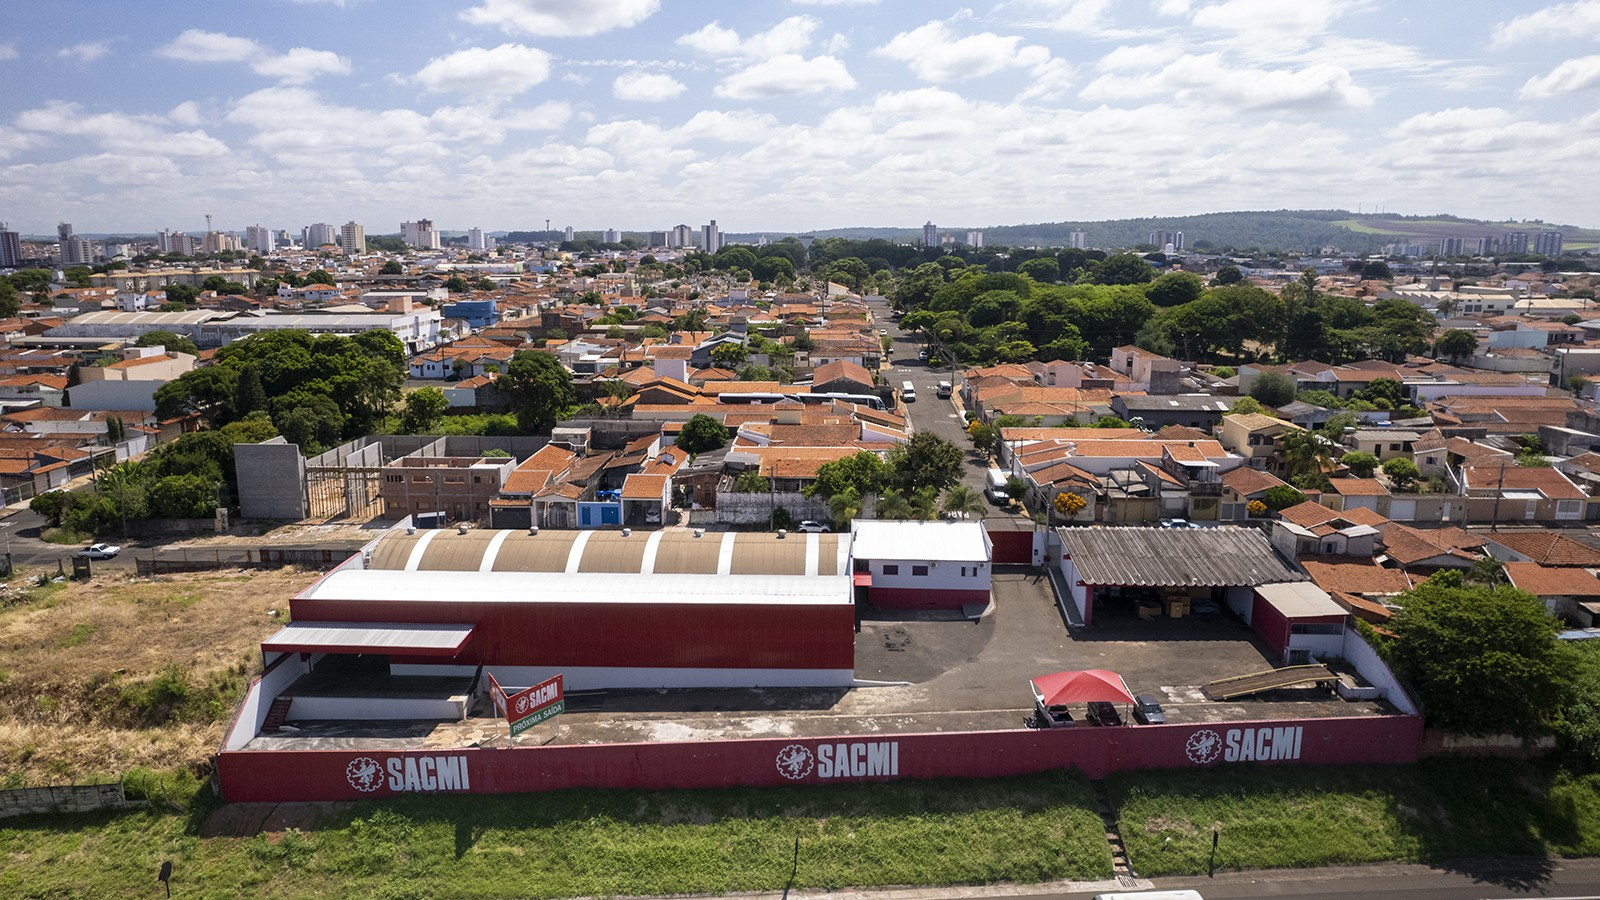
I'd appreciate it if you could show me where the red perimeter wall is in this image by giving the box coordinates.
[289,598,856,671]
[218,714,1424,802]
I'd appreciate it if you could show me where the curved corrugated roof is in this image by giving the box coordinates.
[366,528,846,577]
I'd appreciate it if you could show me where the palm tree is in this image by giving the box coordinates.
[1278,429,1332,482]
[942,485,986,520]
[875,487,913,520]
[909,486,941,520]
[828,489,861,530]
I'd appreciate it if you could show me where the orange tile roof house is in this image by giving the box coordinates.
[1504,562,1600,620]
[1484,530,1600,567]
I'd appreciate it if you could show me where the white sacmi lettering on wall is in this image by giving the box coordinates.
[815,741,899,778]
[385,755,472,792]
[1222,726,1303,762]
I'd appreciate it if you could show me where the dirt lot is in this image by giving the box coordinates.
[0,566,320,785]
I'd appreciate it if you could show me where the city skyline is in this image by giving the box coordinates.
[2,0,1599,234]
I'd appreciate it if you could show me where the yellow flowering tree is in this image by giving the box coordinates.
[1054,491,1087,517]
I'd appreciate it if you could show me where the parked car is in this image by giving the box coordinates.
[796,520,831,533]
[1132,694,1167,725]
[918,349,929,361]
[644,509,662,524]
[78,543,121,559]
[1086,701,1123,727]
[879,329,888,336]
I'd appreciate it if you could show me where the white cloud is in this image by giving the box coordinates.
[412,44,552,94]
[1080,54,1372,112]
[155,29,348,85]
[57,42,111,63]
[1015,0,1117,32]
[1520,55,1600,99]
[1097,44,1185,72]
[678,17,819,60]
[168,101,203,126]
[1189,0,1347,40]
[791,0,877,5]
[252,48,351,85]
[0,44,19,60]
[227,87,442,163]
[1492,1,1600,47]
[874,20,1051,83]
[612,70,687,101]
[713,55,856,99]
[156,29,260,62]
[15,101,229,157]
[0,126,46,161]
[462,0,659,37]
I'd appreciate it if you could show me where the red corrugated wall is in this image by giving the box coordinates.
[988,530,1035,564]
[217,714,1425,802]
[292,598,856,671]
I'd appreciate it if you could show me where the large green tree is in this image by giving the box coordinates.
[1085,253,1155,286]
[1145,271,1205,307]
[496,350,574,433]
[675,414,729,454]
[154,367,240,426]
[401,387,450,433]
[886,432,964,494]
[1373,571,1570,737]
[1249,371,1297,407]
[1435,329,1478,363]
[806,451,890,499]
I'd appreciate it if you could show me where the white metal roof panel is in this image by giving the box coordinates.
[849,520,990,562]
[261,621,475,655]
[1255,582,1346,618]
[299,570,853,606]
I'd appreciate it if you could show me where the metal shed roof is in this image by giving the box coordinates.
[364,529,846,577]
[849,520,990,562]
[299,570,852,606]
[1254,582,1346,618]
[1056,526,1305,588]
[261,621,475,656]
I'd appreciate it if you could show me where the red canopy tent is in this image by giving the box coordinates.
[1029,669,1136,706]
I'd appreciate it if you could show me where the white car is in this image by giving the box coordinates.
[78,543,121,559]
[879,329,888,336]
[796,521,831,533]
[644,509,662,524]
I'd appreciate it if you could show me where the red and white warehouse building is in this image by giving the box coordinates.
[849,520,994,610]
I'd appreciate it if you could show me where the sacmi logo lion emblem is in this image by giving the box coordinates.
[1185,730,1222,765]
[515,693,529,715]
[775,744,814,780]
[346,756,384,792]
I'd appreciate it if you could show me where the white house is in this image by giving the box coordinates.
[849,520,992,611]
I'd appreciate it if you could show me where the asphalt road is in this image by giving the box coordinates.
[1038,856,1600,899]
[0,505,365,574]
[868,298,1030,525]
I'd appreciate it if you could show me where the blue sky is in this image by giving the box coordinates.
[2,0,1598,236]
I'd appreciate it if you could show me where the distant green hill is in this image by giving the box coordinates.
[728,210,1599,254]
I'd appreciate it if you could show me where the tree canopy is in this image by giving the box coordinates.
[496,349,575,433]
[1373,571,1570,738]
[675,414,729,455]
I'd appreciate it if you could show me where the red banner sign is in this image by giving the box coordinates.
[505,674,564,737]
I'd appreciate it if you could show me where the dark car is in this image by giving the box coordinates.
[1086,701,1123,727]
[1132,694,1167,725]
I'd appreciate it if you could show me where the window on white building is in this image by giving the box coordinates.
[882,564,899,575]
[912,565,929,576]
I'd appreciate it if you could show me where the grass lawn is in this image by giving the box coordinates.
[0,770,1112,899]
[1330,219,1411,236]
[1111,759,1600,876]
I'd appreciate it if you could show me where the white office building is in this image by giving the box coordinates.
[670,224,694,248]
[1069,231,1088,250]
[303,223,336,250]
[965,231,983,248]
[702,220,720,254]
[58,223,93,266]
[922,221,937,247]
[402,219,441,250]
[468,228,495,252]
[245,224,275,255]
[563,226,575,242]
[340,221,366,255]
[603,228,620,244]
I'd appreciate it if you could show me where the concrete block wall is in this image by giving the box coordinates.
[714,491,875,525]
[234,437,308,519]
[0,783,137,819]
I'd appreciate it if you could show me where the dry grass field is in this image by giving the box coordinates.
[0,566,321,786]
